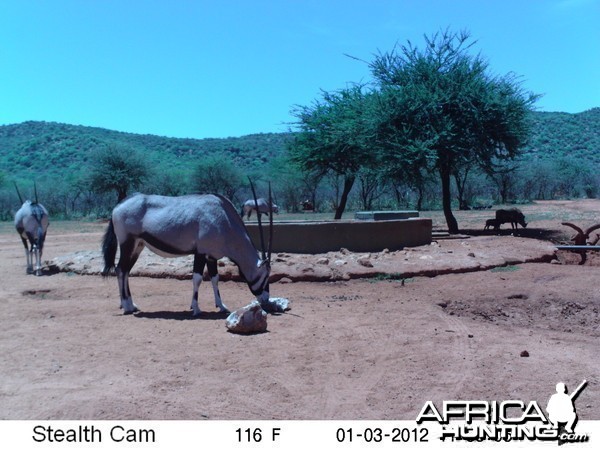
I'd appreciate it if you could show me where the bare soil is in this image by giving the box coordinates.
[0,200,598,420]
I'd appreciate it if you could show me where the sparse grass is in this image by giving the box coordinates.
[490,265,521,273]
[369,273,413,283]
[0,220,106,236]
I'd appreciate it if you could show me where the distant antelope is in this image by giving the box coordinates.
[102,187,274,315]
[240,197,279,220]
[14,184,49,276]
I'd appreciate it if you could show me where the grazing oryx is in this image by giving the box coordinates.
[102,191,273,315]
[14,185,49,276]
[240,197,279,220]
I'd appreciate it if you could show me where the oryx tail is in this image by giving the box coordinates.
[102,220,118,276]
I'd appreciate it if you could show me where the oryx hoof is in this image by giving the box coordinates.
[26,267,34,275]
[121,300,139,314]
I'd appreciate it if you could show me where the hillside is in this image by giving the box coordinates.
[1,109,599,184]
[526,108,600,163]
[0,108,599,219]
[0,121,293,183]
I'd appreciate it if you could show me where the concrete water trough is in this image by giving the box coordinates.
[354,210,419,221]
[246,217,432,254]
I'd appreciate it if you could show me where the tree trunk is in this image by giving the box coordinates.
[440,167,459,233]
[117,188,128,203]
[453,167,471,210]
[334,175,355,220]
[416,184,423,211]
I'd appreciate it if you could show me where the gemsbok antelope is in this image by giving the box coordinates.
[102,187,274,316]
[240,197,279,220]
[14,184,49,276]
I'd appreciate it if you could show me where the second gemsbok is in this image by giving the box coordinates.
[102,192,273,315]
[14,183,49,276]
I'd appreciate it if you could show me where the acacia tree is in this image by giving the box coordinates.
[89,144,149,203]
[370,29,539,233]
[193,153,243,201]
[289,84,377,219]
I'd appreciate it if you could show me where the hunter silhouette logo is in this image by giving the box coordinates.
[547,380,587,441]
[416,380,590,443]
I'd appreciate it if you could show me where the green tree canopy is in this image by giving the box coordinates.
[289,84,377,219]
[89,144,149,203]
[370,29,539,232]
[192,153,243,201]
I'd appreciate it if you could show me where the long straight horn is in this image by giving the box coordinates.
[248,177,266,260]
[268,181,273,261]
[13,182,24,204]
[34,181,39,204]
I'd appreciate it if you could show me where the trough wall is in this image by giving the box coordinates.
[354,211,419,221]
[246,218,432,254]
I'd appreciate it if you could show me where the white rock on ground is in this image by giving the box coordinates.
[226,301,268,334]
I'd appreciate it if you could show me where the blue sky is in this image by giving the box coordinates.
[0,0,598,139]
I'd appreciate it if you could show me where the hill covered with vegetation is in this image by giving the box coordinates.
[0,107,598,219]
[0,120,292,182]
[526,108,600,163]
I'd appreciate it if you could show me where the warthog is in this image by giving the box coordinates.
[484,218,501,230]
[495,208,527,229]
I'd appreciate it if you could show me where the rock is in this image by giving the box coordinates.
[225,302,267,334]
[520,350,530,357]
[357,256,373,267]
[261,297,291,313]
[316,257,329,265]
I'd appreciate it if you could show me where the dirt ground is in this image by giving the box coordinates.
[0,200,598,420]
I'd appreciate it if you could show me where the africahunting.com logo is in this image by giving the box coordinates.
[416,380,589,444]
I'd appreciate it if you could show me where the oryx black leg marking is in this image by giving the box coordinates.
[207,257,228,313]
[33,228,46,276]
[191,253,207,316]
[116,238,144,313]
[26,232,38,274]
[19,234,33,274]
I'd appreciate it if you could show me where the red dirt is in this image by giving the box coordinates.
[0,200,598,420]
